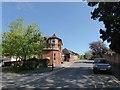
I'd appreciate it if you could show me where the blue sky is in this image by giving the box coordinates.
[2,2,107,55]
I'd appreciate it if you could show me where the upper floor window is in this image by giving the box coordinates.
[55,39,58,44]
[51,39,58,44]
[48,40,51,44]
[48,39,58,44]
[52,40,55,44]
[43,40,47,44]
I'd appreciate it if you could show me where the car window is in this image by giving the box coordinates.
[99,59,106,63]
[94,58,107,63]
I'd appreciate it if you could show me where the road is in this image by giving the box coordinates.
[2,60,120,89]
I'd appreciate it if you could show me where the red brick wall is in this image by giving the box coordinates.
[42,50,62,66]
[42,50,52,65]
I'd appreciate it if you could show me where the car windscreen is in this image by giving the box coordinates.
[94,59,107,63]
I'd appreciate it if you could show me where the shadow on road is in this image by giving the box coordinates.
[2,62,120,89]
[11,67,119,89]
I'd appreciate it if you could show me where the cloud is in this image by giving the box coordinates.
[25,2,38,14]
[16,2,34,11]
[17,5,22,10]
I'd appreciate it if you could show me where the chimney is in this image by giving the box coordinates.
[52,34,56,37]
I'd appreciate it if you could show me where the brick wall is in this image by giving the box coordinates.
[42,50,62,66]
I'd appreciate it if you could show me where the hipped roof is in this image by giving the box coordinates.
[62,48,80,56]
[43,34,63,45]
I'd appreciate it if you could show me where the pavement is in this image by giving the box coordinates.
[54,61,73,68]
[48,60,75,72]
[61,61,75,67]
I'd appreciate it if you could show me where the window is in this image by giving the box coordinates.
[43,40,46,43]
[54,53,56,60]
[55,39,58,44]
[51,40,55,44]
[94,58,107,63]
[48,40,51,44]
[52,45,55,48]
[51,39,58,44]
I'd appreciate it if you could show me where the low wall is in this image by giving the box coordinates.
[103,53,120,80]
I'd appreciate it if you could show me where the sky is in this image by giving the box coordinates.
[2,1,107,55]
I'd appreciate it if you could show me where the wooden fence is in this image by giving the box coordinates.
[103,53,120,80]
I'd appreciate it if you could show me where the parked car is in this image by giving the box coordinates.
[0,60,2,67]
[93,58,111,73]
[1,60,12,67]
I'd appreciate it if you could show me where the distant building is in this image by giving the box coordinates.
[62,48,80,62]
[42,34,63,66]
[2,56,20,61]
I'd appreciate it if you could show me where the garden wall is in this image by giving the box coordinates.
[103,53,120,80]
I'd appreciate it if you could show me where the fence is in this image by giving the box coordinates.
[103,53,120,80]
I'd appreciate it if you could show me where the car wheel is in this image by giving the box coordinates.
[108,70,112,74]
[93,70,97,74]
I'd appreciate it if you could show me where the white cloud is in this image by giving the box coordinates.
[17,5,22,10]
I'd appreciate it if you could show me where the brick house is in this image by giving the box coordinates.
[62,48,80,62]
[42,34,63,67]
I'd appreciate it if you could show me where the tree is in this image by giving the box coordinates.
[87,1,120,53]
[2,17,44,60]
[89,40,108,57]
[105,48,115,55]
[0,39,2,60]
[84,51,93,59]
[80,55,85,59]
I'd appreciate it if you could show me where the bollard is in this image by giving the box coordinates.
[51,64,54,71]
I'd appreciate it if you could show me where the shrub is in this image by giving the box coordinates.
[10,61,22,73]
[22,58,38,70]
[38,59,49,67]
[10,58,50,73]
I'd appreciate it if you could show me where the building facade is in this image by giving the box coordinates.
[42,34,63,66]
[62,48,80,62]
